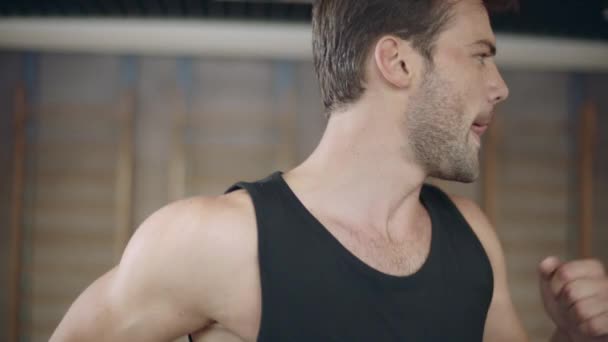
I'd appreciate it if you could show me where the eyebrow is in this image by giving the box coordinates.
[470,39,497,56]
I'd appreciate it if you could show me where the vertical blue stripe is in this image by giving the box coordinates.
[22,52,39,104]
[273,61,295,99]
[20,51,40,342]
[177,57,194,106]
[120,55,138,89]
[567,72,588,258]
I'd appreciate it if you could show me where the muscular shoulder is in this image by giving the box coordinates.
[145,189,255,235]
[131,189,256,255]
[114,189,258,321]
[448,195,503,270]
[448,195,490,232]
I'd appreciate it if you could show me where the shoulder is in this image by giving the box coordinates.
[422,185,499,249]
[129,188,258,271]
[131,189,256,254]
[114,189,258,318]
[443,195,528,339]
[144,188,255,233]
[447,194,504,272]
[448,194,490,232]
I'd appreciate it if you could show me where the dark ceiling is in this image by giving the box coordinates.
[0,0,607,41]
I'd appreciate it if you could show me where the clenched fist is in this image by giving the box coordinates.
[539,257,608,341]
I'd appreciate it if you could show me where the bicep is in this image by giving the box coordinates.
[50,268,119,341]
[52,265,208,342]
[52,199,217,341]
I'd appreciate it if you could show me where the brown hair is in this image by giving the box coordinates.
[312,0,518,113]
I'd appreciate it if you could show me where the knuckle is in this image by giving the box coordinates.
[597,261,607,275]
[589,259,605,274]
[584,318,605,336]
[557,266,573,283]
[562,282,578,302]
[572,302,588,322]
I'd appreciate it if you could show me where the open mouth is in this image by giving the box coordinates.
[471,123,489,138]
[471,113,492,142]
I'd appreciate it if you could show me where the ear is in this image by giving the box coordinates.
[373,36,414,89]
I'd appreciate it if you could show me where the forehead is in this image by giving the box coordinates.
[440,0,496,46]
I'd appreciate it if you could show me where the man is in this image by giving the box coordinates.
[51,0,608,341]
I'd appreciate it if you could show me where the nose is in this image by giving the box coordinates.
[488,66,509,105]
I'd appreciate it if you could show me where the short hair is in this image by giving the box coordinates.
[312,0,518,113]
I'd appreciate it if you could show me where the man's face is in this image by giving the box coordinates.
[404,0,509,183]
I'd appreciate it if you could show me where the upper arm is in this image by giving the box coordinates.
[451,195,529,342]
[51,192,256,342]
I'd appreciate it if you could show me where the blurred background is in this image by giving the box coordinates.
[0,0,607,341]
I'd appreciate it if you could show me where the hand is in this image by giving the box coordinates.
[539,256,608,341]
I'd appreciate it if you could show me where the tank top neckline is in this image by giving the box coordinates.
[270,171,440,288]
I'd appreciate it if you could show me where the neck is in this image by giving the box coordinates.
[283,103,429,243]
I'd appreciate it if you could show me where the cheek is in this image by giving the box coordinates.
[438,54,479,98]
[456,66,486,116]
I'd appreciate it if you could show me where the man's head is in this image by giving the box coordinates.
[312,0,514,182]
[313,0,448,112]
[312,0,514,112]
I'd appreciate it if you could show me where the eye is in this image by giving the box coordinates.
[476,53,492,65]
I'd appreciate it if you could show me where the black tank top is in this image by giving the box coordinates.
[216,171,493,341]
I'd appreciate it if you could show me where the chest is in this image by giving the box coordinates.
[326,224,432,277]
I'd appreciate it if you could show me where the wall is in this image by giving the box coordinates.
[0,51,606,342]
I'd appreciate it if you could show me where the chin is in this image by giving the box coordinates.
[431,172,479,184]
[455,174,479,184]
[428,160,480,183]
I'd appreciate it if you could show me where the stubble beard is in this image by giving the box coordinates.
[404,68,480,183]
